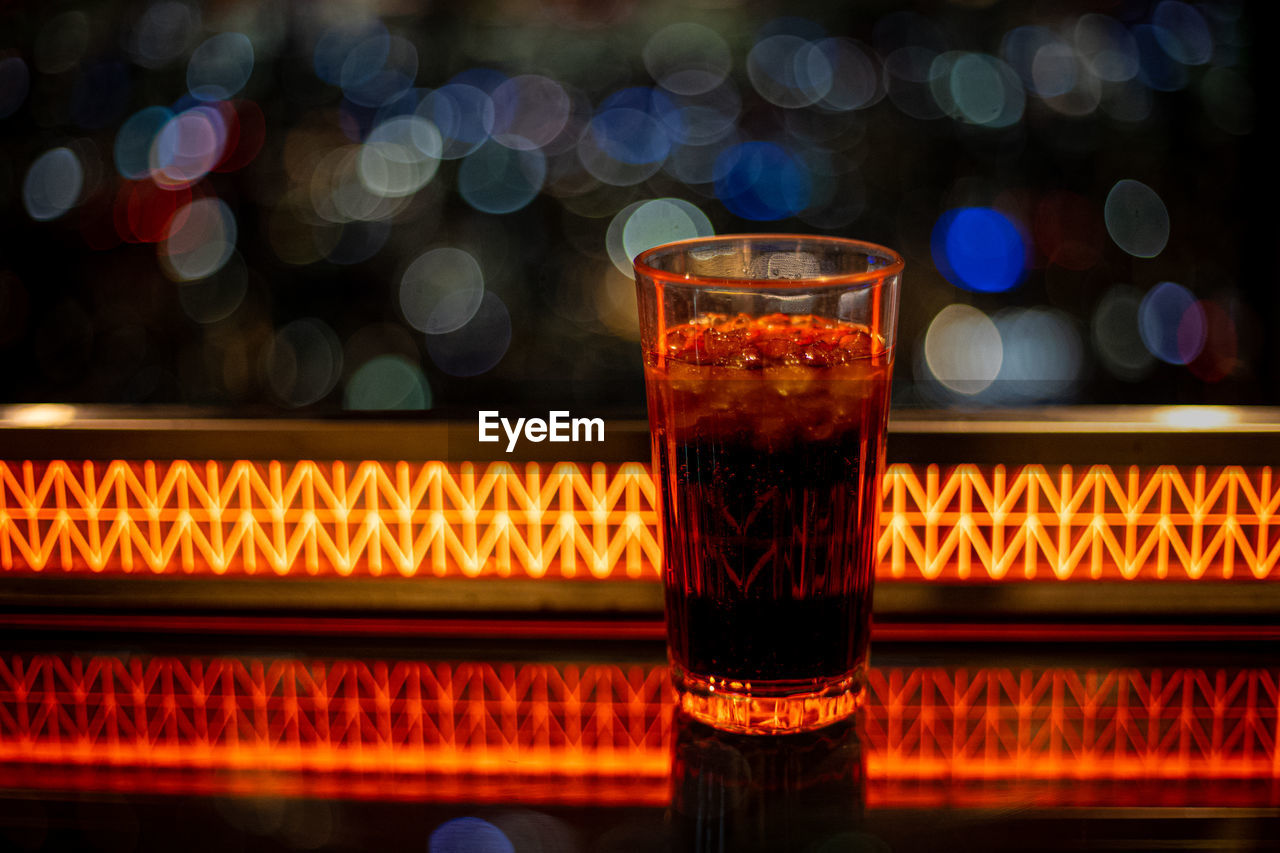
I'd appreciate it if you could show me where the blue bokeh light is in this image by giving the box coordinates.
[599,87,679,120]
[1132,24,1188,92]
[339,31,391,89]
[1152,1,1213,66]
[187,32,254,101]
[150,105,229,188]
[931,207,1027,293]
[713,141,810,221]
[458,141,545,214]
[591,88,682,165]
[418,83,495,158]
[428,817,515,853]
[589,109,669,165]
[341,35,416,107]
[314,19,386,85]
[114,106,173,179]
[1139,281,1205,365]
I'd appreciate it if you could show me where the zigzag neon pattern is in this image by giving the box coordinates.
[1,461,1277,580]
[1,656,1275,784]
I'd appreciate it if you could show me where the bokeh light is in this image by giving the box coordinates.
[1001,26,1068,96]
[933,52,1024,127]
[714,141,810,221]
[159,197,237,281]
[459,141,545,214]
[992,307,1083,400]
[214,100,266,171]
[1133,24,1188,92]
[1139,281,1206,365]
[1093,285,1155,381]
[343,34,417,108]
[419,83,496,159]
[1073,14,1139,82]
[607,198,714,278]
[1029,41,1077,99]
[1188,299,1238,383]
[1104,179,1170,259]
[119,179,188,243]
[314,18,384,85]
[315,17,418,108]
[150,106,229,189]
[1152,1,1213,66]
[666,83,740,146]
[0,0,1264,411]
[129,2,201,69]
[644,22,732,96]
[115,106,173,180]
[400,247,485,334]
[931,208,1027,293]
[428,817,515,853]
[923,304,1003,395]
[344,354,431,410]
[885,46,947,120]
[490,75,570,150]
[581,88,677,186]
[23,148,84,221]
[425,292,512,377]
[748,34,827,109]
[177,250,248,324]
[187,32,255,101]
[810,38,883,110]
[358,115,442,197]
[623,198,714,270]
[264,318,343,407]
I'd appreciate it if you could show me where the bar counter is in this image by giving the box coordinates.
[2,407,1278,850]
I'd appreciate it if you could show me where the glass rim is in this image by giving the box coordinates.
[633,233,905,290]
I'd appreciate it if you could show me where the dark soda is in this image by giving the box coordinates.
[645,313,891,694]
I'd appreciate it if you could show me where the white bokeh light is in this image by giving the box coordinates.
[923,304,1003,395]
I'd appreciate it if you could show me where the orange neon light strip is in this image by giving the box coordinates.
[1,460,1278,580]
[1,656,1276,785]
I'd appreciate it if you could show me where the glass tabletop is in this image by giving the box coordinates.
[2,626,1276,852]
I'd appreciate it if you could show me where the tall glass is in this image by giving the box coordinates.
[634,235,902,734]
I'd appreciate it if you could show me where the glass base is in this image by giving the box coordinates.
[672,665,865,734]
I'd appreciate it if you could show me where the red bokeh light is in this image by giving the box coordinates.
[1188,299,1238,382]
[115,180,194,244]
[215,99,266,173]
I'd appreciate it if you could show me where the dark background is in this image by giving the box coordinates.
[0,0,1270,417]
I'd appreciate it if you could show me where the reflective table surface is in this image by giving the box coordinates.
[2,623,1277,852]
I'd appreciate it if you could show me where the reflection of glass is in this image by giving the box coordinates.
[669,709,875,852]
[635,235,902,733]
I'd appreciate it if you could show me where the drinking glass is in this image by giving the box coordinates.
[634,234,902,733]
